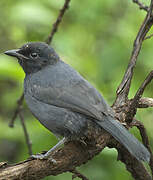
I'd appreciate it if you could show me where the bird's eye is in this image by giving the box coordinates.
[30,53,38,58]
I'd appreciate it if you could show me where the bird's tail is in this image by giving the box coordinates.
[96,116,150,162]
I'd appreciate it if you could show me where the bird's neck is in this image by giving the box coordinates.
[18,58,59,75]
[18,60,48,75]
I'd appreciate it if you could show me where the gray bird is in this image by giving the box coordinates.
[4,42,150,162]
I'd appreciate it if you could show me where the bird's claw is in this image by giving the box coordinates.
[80,139,87,146]
[30,154,57,163]
[30,154,47,160]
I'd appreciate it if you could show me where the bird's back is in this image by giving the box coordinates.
[24,60,114,120]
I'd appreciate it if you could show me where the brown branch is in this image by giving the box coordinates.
[114,0,153,106]
[131,119,153,176]
[19,111,33,156]
[9,93,33,156]
[131,120,152,154]
[0,130,109,180]
[138,97,153,108]
[46,0,71,45]
[125,71,153,123]
[145,33,153,40]
[0,128,151,180]
[133,71,153,102]
[9,93,24,127]
[71,169,89,180]
[133,0,149,12]
[117,146,152,180]
[0,162,7,168]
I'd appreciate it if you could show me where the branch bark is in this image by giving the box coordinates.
[0,129,110,180]
[133,0,149,11]
[131,119,153,177]
[138,97,153,108]
[0,128,152,180]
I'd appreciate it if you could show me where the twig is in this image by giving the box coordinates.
[8,93,32,155]
[133,0,149,11]
[133,71,153,104]
[0,162,7,169]
[9,93,24,127]
[19,110,33,156]
[125,71,153,123]
[131,119,151,152]
[138,97,153,108]
[131,119,153,176]
[117,145,152,180]
[145,33,153,40]
[46,0,71,45]
[114,0,153,106]
[71,169,89,180]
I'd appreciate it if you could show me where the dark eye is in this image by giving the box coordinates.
[30,53,38,58]
[43,60,48,63]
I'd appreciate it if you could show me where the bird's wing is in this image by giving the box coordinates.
[30,62,114,120]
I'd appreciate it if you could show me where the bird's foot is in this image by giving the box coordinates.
[79,139,87,146]
[31,154,47,160]
[30,153,57,163]
[30,138,66,163]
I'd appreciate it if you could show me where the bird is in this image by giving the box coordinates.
[4,42,150,162]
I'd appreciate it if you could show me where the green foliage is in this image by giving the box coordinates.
[0,0,152,179]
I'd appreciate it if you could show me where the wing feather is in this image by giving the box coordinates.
[29,61,114,120]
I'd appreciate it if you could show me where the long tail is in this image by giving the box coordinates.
[96,116,150,162]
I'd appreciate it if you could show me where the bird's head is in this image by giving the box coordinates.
[4,42,59,74]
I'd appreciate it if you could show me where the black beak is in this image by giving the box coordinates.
[4,49,28,60]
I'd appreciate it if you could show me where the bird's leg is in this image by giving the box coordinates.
[31,137,66,162]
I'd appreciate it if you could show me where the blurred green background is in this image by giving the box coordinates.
[0,0,152,179]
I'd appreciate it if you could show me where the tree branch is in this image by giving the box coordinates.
[116,146,152,180]
[131,119,153,176]
[9,95,33,156]
[133,0,149,12]
[0,128,151,180]
[125,70,153,123]
[71,169,89,180]
[133,71,153,104]
[114,0,153,106]
[9,93,24,128]
[19,111,33,156]
[145,33,153,40]
[46,0,71,45]
[138,97,153,108]
[0,129,110,180]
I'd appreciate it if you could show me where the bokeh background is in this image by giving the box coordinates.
[0,0,152,179]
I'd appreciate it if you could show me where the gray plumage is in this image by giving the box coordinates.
[4,42,150,162]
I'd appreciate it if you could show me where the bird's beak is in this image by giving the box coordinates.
[4,49,28,60]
